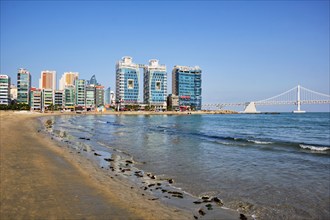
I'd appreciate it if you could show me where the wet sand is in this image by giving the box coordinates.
[0,111,240,220]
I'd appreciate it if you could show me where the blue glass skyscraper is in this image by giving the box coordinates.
[116,56,140,105]
[172,65,202,110]
[143,59,167,110]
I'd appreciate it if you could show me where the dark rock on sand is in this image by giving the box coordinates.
[168,191,183,196]
[134,173,143,178]
[211,197,224,206]
[104,158,114,162]
[147,173,156,179]
[168,179,174,184]
[157,183,162,186]
[94,152,101,156]
[193,201,202,204]
[121,168,131,173]
[161,189,168,193]
[171,194,183,198]
[125,160,133,164]
[240,214,248,220]
[148,184,155,187]
[198,209,206,216]
[194,215,198,219]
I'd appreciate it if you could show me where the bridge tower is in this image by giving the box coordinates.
[293,85,306,113]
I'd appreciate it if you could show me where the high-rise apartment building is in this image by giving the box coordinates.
[17,68,31,105]
[95,85,104,107]
[54,90,64,108]
[42,89,54,111]
[116,56,140,105]
[0,75,11,105]
[172,65,202,110]
[86,85,95,109]
[39,70,56,90]
[59,72,79,90]
[30,87,42,111]
[143,59,167,109]
[75,79,86,107]
[64,85,75,110]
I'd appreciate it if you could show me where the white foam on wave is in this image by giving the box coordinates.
[248,140,273,144]
[299,144,330,151]
[96,120,107,124]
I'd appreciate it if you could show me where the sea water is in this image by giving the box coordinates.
[52,113,330,219]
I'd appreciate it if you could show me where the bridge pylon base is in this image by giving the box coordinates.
[293,110,306,113]
[242,102,261,114]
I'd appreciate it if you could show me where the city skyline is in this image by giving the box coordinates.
[1,1,329,112]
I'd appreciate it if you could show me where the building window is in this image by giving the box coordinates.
[156,81,161,90]
[128,79,134,89]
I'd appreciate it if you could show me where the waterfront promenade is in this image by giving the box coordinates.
[0,111,194,219]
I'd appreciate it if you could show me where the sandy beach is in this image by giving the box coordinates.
[0,111,239,220]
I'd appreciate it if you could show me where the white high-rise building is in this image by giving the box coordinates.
[116,56,140,105]
[143,59,167,109]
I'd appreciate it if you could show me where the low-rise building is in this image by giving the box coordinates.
[167,94,179,111]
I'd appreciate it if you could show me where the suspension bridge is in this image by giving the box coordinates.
[203,85,330,113]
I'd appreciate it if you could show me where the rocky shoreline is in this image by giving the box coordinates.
[42,116,247,220]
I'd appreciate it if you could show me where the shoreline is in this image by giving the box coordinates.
[0,111,241,219]
[0,109,238,116]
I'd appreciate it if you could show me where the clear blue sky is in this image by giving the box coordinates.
[1,0,329,111]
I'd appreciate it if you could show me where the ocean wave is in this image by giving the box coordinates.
[247,140,273,144]
[299,144,330,151]
[96,120,107,124]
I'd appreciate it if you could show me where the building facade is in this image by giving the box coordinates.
[10,84,17,102]
[54,90,64,108]
[105,87,111,105]
[75,79,86,107]
[39,70,56,90]
[143,59,167,109]
[17,68,31,105]
[59,72,78,90]
[42,89,53,111]
[167,94,179,111]
[95,85,104,107]
[116,56,140,105]
[64,85,75,110]
[0,75,11,105]
[85,85,95,109]
[30,87,42,111]
[172,65,202,110]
